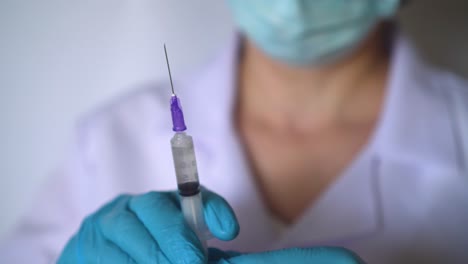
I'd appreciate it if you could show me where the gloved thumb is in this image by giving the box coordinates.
[202,188,240,241]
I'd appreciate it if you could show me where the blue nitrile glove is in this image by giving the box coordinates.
[208,247,365,264]
[58,189,239,264]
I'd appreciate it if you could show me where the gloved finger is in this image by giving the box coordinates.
[58,215,136,264]
[202,188,239,241]
[97,196,171,264]
[92,240,138,264]
[215,247,364,264]
[129,191,206,264]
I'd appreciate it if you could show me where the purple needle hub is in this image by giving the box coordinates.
[170,95,187,132]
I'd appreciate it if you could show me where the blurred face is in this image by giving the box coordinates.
[226,0,400,66]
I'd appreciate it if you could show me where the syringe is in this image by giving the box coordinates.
[164,44,211,253]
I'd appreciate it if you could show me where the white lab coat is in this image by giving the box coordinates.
[1,34,468,264]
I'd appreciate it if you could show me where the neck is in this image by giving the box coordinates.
[237,27,390,134]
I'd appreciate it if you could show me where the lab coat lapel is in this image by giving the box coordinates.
[373,36,460,170]
[274,35,462,248]
[272,152,383,248]
[366,40,468,260]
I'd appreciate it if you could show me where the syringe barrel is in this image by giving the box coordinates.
[171,132,200,196]
[170,131,212,244]
[180,193,212,242]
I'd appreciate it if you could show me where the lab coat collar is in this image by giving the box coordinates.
[373,35,459,171]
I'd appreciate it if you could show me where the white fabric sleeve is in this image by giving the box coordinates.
[0,121,101,263]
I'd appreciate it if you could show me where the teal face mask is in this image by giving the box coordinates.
[226,0,400,66]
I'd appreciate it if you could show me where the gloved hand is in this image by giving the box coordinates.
[58,189,239,264]
[209,247,364,264]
